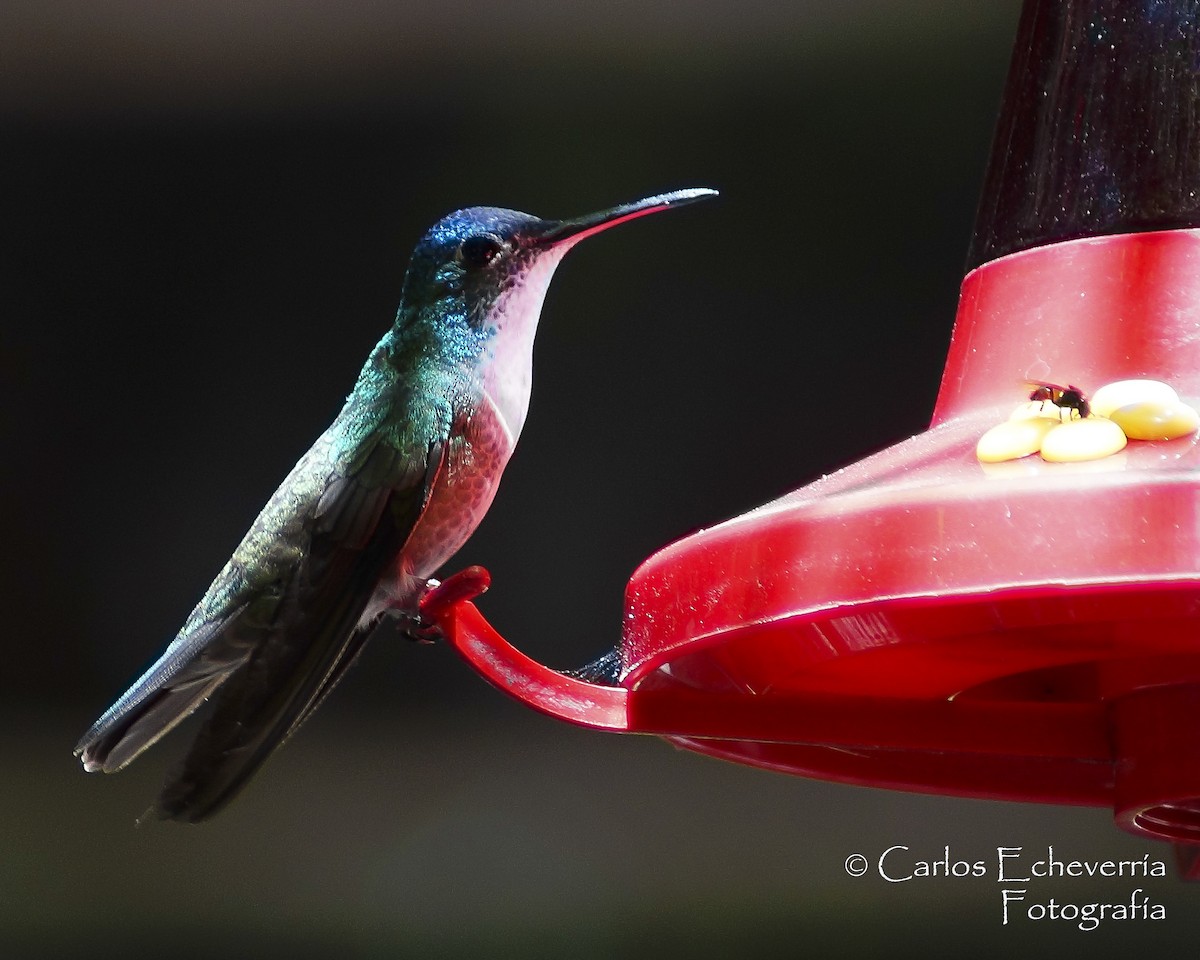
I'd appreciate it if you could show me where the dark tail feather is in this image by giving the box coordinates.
[154,580,380,822]
[152,512,411,823]
[74,611,250,774]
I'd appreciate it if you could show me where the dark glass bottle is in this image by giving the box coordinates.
[969,0,1200,270]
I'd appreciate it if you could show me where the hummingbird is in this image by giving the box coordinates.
[75,187,717,822]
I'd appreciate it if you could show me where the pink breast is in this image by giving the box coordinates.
[401,395,515,578]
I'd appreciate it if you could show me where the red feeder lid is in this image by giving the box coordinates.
[425,229,1200,860]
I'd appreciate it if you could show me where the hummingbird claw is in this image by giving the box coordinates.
[404,619,444,645]
[376,605,441,644]
[399,566,492,644]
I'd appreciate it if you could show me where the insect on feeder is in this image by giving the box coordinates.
[421,0,1200,875]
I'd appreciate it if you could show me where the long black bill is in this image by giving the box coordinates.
[530,187,719,248]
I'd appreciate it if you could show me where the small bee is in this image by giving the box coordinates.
[1027,380,1090,420]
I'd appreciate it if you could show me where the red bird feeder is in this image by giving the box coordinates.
[422,0,1200,872]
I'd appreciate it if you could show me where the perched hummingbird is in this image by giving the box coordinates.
[75,187,717,822]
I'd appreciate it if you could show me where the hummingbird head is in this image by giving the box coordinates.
[397,187,718,438]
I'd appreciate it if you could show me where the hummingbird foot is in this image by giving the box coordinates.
[389,566,492,644]
[397,610,443,645]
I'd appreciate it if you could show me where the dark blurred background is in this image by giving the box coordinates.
[4,0,1196,956]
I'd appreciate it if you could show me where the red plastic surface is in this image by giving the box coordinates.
[427,230,1200,850]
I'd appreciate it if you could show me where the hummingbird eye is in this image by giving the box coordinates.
[459,234,504,269]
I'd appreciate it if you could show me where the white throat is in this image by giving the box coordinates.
[479,247,570,443]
